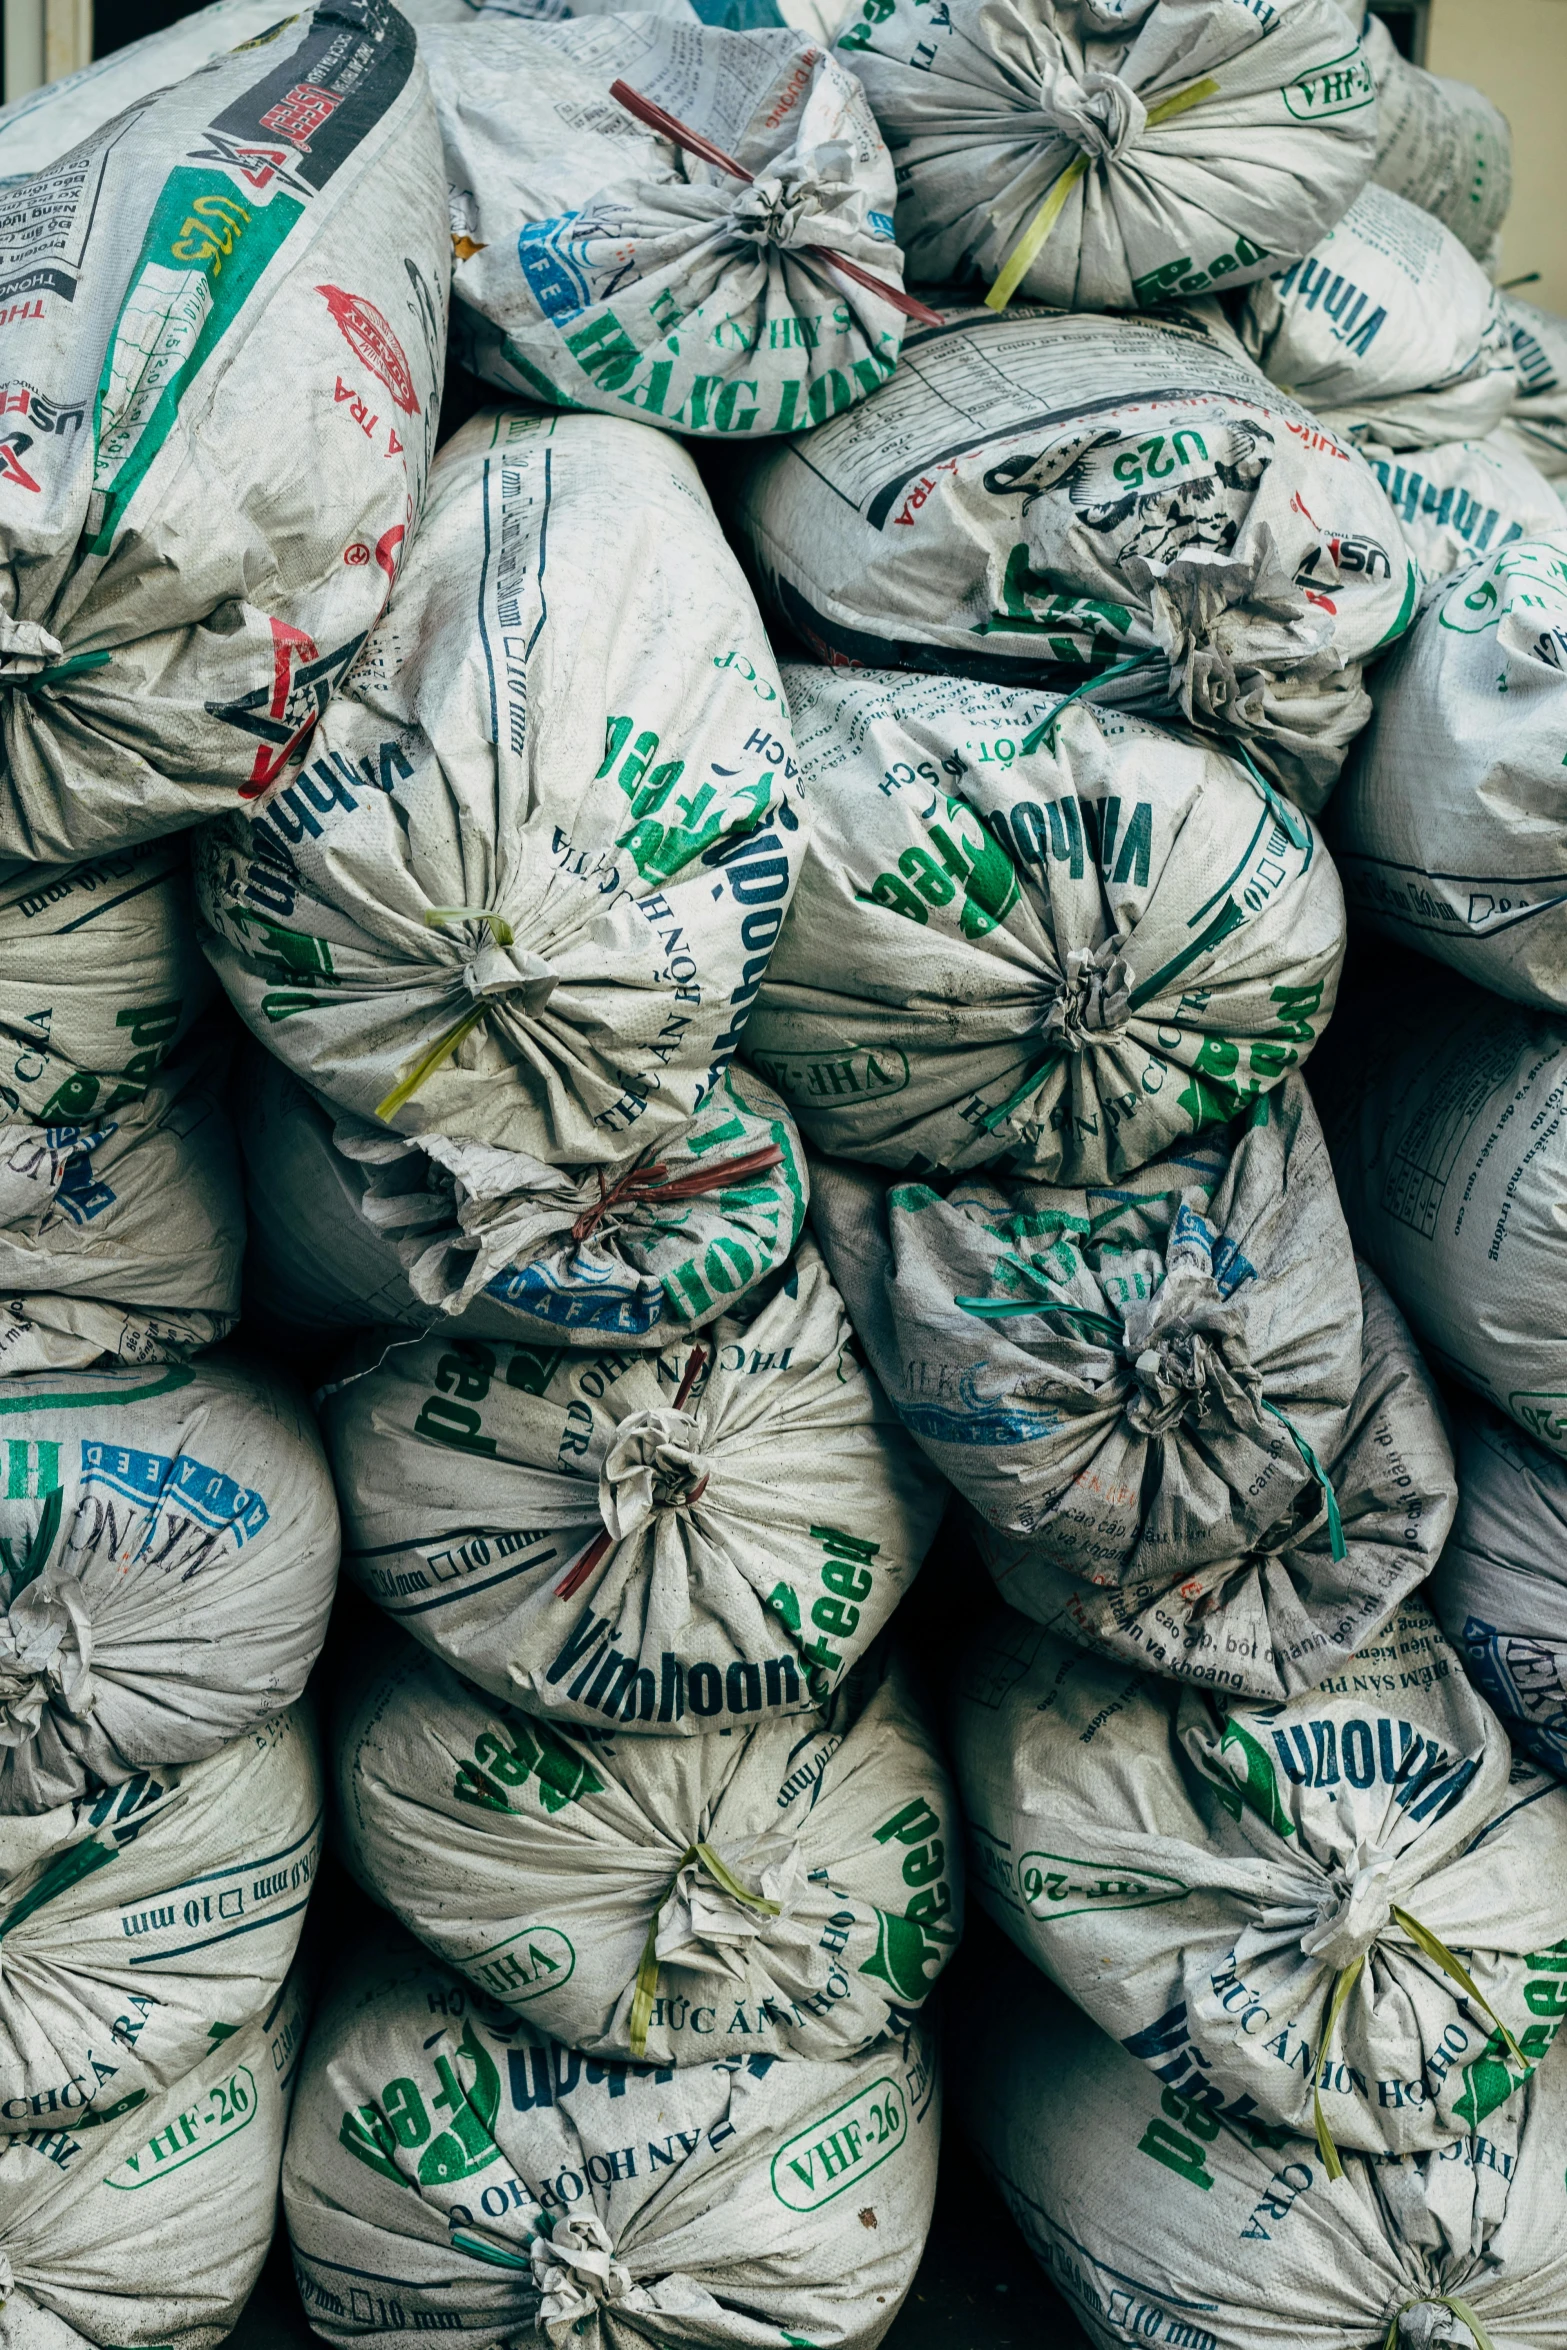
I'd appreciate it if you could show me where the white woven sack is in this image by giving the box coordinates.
[957,1940,1567,2350]
[320,1236,947,1729]
[1331,535,1567,1009]
[836,0,1374,313]
[0,1700,319,2139]
[1499,295,1567,483]
[958,1592,1567,2157]
[1358,434,1564,584]
[238,1044,808,1346]
[428,14,914,437]
[1319,968,1567,1459]
[0,1968,309,2350]
[1238,186,1517,453]
[1361,9,1511,265]
[340,1634,959,2065]
[196,404,806,1167]
[744,671,1344,1183]
[1432,1398,1567,1785]
[0,0,449,865]
[730,302,1418,811]
[0,1355,338,1812]
[807,1079,1448,1700]
[0,1034,242,1375]
[283,1939,939,2350]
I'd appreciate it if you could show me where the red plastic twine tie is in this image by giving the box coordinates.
[569,1142,786,1246]
[608,79,944,330]
[552,1344,712,1599]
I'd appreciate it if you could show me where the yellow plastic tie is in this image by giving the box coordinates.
[985,75,1221,313]
[628,1842,781,2059]
[1389,1904,1529,2071]
[374,1004,488,1124]
[1382,2295,1495,2350]
[1311,1952,1366,2182]
[424,905,516,946]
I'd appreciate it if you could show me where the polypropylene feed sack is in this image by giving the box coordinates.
[0,0,450,865]
[957,1940,1567,2350]
[836,0,1375,314]
[809,1084,1454,1698]
[339,1633,959,2063]
[0,1701,319,2138]
[743,670,1344,1184]
[1432,1398,1567,1783]
[427,13,916,438]
[0,1967,309,2350]
[1238,186,1517,453]
[320,1238,947,1728]
[731,302,1417,810]
[958,1594,1567,2156]
[1360,7,1511,266]
[0,1355,338,1811]
[238,1045,808,1346]
[1331,536,1567,1010]
[196,404,806,1166]
[1357,434,1564,585]
[0,1031,243,1375]
[1318,968,1567,1459]
[1500,295,1567,482]
[283,1940,939,2350]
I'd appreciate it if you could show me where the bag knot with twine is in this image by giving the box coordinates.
[531,2214,638,2347]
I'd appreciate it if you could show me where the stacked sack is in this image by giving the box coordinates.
[0,0,458,2330]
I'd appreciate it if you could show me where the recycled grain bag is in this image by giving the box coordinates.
[238,1044,808,1344]
[0,1968,309,2350]
[0,1700,319,2137]
[0,1031,243,1375]
[339,1634,959,2063]
[196,405,805,1164]
[0,1356,338,1811]
[1331,536,1567,1009]
[1500,294,1567,482]
[730,303,1418,810]
[807,1081,1449,1699]
[320,1238,947,1729]
[744,672,1344,1183]
[836,0,1375,313]
[1319,968,1567,1457]
[428,14,911,437]
[958,1595,1567,2156]
[1432,1398,1567,1782]
[0,0,450,864]
[283,1940,939,2350]
[957,1940,1567,2350]
[1238,186,1516,452]
[1360,8,1511,265]
[1358,434,1564,584]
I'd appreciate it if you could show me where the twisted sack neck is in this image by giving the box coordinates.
[1040,934,1132,1052]
[1124,529,1343,734]
[531,2214,634,2347]
[597,1407,714,1543]
[1388,2299,1490,2350]
[726,151,851,250]
[1038,60,1147,162]
[1299,1847,1396,1973]
[0,1578,94,1745]
[1119,1270,1257,1439]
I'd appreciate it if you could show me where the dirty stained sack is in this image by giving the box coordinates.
[730,302,1418,811]
[238,1045,808,1346]
[428,14,910,436]
[0,1032,243,1375]
[1432,1398,1567,1783]
[283,1939,939,2350]
[1331,536,1567,1010]
[958,1595,1567,2155]
[320,1237,947,1730]
[743,672,1344,1184]
[0,0,450,864]
[957,1938,1567,2350]
[1238,186,1517,452]
[196,405,806,1166]
[0,1701,319,2136]
[0,1356,338,1812]
[1361,8,1511,266]
[1316,966,1567,1460]
[339,1633,960,2064]
[1498,295,1567,482]
[806,1079,1444,1699]
[1357,433,1564,584]
[0,1968,310,2350]
[836,0,1375,313]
